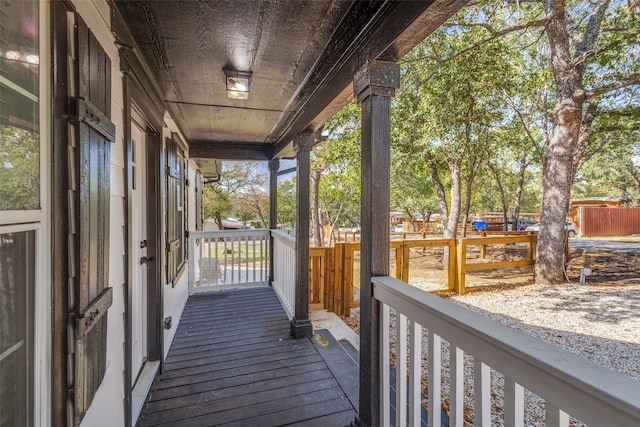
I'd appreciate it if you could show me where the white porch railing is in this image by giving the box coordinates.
[188,229,270,294]
[271,229,296,319]
[372,276,640,427]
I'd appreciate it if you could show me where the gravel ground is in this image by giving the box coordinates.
[344,281,640,426]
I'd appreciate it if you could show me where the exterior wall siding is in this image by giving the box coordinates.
[580,207,640,237]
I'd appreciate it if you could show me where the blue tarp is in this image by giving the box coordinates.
[472,221,488,231]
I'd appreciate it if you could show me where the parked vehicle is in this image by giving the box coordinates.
[394,224,404,232]
[525,221,577,237]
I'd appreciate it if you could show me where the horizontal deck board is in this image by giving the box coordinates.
[137,287,357,426]
[145,363,332,411]
[141,375,339,425]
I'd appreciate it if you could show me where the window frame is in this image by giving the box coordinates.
[166,132,187,286]
[0,1,50,425]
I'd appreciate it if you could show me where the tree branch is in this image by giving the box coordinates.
[400,19,547,66]
[586,73,640,98]
[574,0,610,73]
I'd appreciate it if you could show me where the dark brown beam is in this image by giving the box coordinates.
[355,60,399,427]
[189,142,271,161]
[290,133,314,339]
[271,0,467,159]
[268,159,279,284]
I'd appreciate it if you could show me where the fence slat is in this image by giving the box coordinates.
[450,346,464,427]
[505,377,524,426]
[546,403,570,427]
[474,360,491,427]
[409,320,422,427]
[396,313,407,427]
[381,303,391,427]
[428,330,441,427]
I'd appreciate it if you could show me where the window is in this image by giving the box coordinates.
[1,0,40,211]
[0,1,40,425]
[195,170,204,231]
[166,133,186,285]
[0,231,35,426]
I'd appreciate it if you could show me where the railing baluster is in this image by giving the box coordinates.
[428,330,441,427]
[371,276,640,427]
[409,319,422,426]
[396,313,407,427]
[504,377,524,426]
[215,237,219,283]
[381,303,391,427]
[450,346,464,427]
[244,235,248,283]
[474,360,491,427]
[190,230,270,291]
[546,403,569,427]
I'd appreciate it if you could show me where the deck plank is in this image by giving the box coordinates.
[137,286,357,427]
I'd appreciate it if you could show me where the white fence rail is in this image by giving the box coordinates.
[188,229,270,294]
[271,230,296,319]
[372,276,640,427]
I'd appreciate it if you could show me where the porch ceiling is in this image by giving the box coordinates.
[111,0,466,174]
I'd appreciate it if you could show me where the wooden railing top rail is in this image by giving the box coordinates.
[459,234,537,246]
[190,229,270,239]
[372,275,640,426]
[271,229,296,247]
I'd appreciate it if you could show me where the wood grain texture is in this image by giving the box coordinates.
[137,287,357,426]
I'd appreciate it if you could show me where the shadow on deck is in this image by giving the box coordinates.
[137,286,359,427]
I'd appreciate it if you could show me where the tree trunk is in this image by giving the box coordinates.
[446,159,462,238]
[536,0,585,285]
[489,162,509,231]
[427,159,449,230]
[513,146,528,229]
[311,169,323,246]
[461,183,472,237]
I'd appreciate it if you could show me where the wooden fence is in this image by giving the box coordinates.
[310,233,538,315]
[580,206,640,237]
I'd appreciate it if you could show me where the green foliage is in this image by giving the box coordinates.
[203,162,267,228]
[0,125,40,210]
[277,177,296,228]
[312,100,362,228]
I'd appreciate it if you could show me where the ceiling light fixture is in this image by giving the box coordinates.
[223,68,252,100]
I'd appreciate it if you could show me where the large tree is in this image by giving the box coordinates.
[535,0,639,283]
[393,24,517,238]
[403,0,639,284]
[204,162,267,229]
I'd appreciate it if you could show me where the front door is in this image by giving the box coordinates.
[131,118,148,385]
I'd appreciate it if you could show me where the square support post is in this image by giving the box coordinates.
[268,159,279,283]
[354,60,400,427]
[291,133,314,338]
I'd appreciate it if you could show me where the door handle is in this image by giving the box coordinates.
[140,256,155,265]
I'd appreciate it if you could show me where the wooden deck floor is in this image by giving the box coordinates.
[137,286,358,427]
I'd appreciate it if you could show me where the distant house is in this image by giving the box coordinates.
[570,197,623,235]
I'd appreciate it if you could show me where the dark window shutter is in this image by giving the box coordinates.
[166,133,186,286]
[195,171,203,231]
[70,16,114,426]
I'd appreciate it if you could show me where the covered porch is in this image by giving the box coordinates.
[105,1,639,426]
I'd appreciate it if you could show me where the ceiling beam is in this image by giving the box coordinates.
[189,141,272,161]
